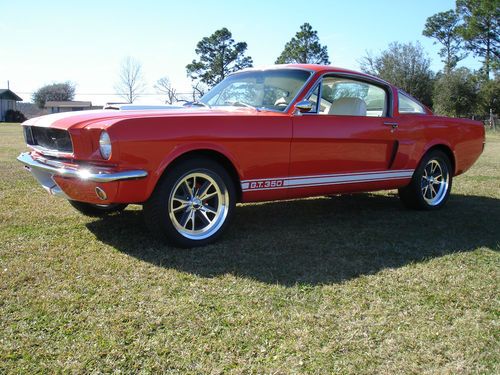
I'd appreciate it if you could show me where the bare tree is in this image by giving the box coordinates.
[191,81,207,101]
[114,56,146,103]
[154,77,178,104]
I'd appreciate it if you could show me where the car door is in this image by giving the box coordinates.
[289,74,404,197]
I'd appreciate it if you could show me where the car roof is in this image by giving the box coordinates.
[237,64,393,87]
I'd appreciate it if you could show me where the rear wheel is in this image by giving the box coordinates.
[398,150,452,210]
[144,158,236,247]
[68,200,128,217]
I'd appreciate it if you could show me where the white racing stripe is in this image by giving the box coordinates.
[241,169,414,192]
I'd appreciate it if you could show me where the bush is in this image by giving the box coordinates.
[4,109,27,123]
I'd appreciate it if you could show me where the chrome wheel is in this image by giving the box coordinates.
[420,159,449,206]
[168,171,229,240]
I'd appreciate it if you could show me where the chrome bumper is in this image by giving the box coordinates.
[17,152,148,197]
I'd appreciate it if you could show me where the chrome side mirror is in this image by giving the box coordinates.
[295,100,314,113]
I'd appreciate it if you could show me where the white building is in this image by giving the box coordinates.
[45,101,93,113]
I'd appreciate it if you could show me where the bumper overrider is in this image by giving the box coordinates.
[17,152,148,203]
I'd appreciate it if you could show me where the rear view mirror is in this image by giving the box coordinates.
[295,100,314,113]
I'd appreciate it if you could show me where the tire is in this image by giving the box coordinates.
[398,150,453,210]
[68,200,128,217]
[143,158,236,247]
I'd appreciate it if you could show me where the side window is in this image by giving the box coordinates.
[306,83,321,113]
[398,93,426,114]
[306,76,387,117]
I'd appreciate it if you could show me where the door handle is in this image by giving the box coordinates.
[384,122,398,132]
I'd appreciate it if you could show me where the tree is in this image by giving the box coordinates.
[186,28,253,88]
[115,56,146,103]
[433,67,478,117]
[191,81,207,101]
[275,23,330,64]
[477,74,500,114]
[32,82,75,108]
[457,0,499,77]
[360,42,435,106]
[423,10,467,73]
[154,77,177,104]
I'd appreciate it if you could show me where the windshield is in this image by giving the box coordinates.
[200,69,312,112]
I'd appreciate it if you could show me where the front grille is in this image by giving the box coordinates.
[23,126,73,153]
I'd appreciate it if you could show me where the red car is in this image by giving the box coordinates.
[18,65,485,247]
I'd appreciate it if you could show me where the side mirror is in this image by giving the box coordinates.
[295,100,314,113]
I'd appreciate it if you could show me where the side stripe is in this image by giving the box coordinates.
[241,169,414,192]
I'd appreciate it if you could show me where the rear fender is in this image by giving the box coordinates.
[420,140,457,175]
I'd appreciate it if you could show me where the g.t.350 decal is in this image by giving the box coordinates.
[240,170,416,192]
[246,179,285,190]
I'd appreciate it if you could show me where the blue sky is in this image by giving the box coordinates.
[0,0,481,105]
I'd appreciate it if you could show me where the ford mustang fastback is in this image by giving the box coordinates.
[18,64,485,247]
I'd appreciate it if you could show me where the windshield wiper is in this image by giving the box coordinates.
[183,101,211,109]
[225,101,260,112]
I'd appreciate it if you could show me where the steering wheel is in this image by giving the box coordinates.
[274,97,288,107]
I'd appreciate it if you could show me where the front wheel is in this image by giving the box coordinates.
[398,150,452,210]
[144,158,236,247]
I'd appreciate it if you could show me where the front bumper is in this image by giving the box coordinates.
[17,152,148,201]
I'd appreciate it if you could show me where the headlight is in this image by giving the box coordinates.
[99,131,112,160]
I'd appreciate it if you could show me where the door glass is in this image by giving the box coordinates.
[308,76,387,117]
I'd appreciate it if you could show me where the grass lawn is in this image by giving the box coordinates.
[0,122,498,374]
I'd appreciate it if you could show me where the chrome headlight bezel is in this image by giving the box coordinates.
[99,131,112,160]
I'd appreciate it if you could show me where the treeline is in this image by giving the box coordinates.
[32,0,498,117]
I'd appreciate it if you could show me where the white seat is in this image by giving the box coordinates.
[328,97,367,116]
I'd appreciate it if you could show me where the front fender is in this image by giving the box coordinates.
[144,142,244,201]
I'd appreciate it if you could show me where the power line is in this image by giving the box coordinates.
[16,92,194,96]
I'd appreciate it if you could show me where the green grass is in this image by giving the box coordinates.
[1,123,499,374]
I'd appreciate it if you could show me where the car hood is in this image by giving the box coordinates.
[22,107,285,130]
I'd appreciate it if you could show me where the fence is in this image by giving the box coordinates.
[472,113,498,131]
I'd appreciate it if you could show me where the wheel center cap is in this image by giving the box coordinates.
[191,198,202,210]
